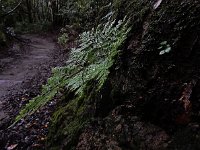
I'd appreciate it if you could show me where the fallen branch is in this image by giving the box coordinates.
[1,0,23,18]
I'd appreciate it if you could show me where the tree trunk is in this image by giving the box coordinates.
[26,0,33,23]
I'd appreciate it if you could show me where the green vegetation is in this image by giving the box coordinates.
[0,0,124,44]
[1,0,199,149]
[1,1,131,148]
[58,32,69,46]
[14,16,130,148]
[158,41,171,55]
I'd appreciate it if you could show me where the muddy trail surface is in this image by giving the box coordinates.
[0,34,67,149]
[0,34,55,119]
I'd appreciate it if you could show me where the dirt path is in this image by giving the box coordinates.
[0,34,60,123]
[0,34,68,149]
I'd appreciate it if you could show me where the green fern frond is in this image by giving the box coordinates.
[14,17,131,125]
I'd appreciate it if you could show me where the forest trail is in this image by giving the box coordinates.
[0,34,56,122]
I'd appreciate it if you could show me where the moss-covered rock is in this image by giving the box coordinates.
[47,83,101,149]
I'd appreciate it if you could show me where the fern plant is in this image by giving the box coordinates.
[15,17,131,126]
[58,33,69,46]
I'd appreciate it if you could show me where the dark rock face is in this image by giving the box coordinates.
[75,0,200,149]
[77,106,169,150]
[127,0,200,129]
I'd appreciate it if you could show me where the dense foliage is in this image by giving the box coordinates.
[14,17,130,148]
[0,0,120,44]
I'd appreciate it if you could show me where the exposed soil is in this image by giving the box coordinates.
[0,34,68,149]
[0,34,54,119]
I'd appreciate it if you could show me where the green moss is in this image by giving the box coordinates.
[0,31,6,43]
[47,87,95,149]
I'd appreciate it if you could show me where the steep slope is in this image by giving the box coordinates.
[75,0,200,149]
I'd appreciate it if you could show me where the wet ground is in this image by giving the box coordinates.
[0,34,56,121]
[0,34,68,149]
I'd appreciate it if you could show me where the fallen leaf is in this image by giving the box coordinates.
[179,80,197,112]
[176,80,197,125]
[7,144,18,150]
[32,144,41,147]
[153,0,163,10]
[40,137,46,141]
